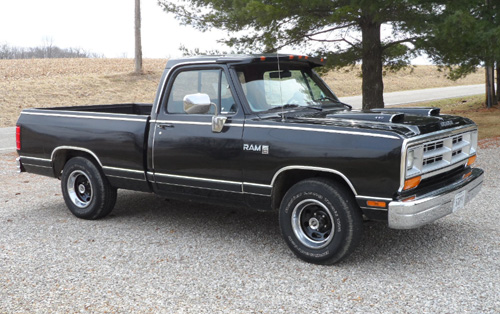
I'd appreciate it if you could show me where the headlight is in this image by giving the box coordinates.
[406,149,415,170]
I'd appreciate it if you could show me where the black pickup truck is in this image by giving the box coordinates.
[16,55,484,264]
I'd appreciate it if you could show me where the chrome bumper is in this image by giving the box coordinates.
[388,168,484,229]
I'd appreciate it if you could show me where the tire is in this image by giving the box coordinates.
[279,178,363,265]
[61,157,117,220]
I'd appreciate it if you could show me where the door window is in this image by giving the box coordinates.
[166,69,237,114]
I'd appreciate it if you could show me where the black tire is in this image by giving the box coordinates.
[61,157,117,220]
[279,178,363,265]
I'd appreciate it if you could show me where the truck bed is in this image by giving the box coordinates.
[42,103,153,116]
[17,103,153,192]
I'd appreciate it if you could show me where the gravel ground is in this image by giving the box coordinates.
[0,144,499,313]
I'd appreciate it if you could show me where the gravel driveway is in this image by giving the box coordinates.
[1,144,499,313]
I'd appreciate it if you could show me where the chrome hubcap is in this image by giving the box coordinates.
[67,170,92,208]
[291,199,335,249]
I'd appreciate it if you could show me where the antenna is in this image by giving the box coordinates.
[276,51,285,122]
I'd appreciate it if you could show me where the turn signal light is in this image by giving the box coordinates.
[367,200,387,208]
[467,155,477,166]
[403,176,421,191]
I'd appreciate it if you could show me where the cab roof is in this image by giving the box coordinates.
[165,54,325,69]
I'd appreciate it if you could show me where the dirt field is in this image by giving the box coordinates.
[0,58,485,127]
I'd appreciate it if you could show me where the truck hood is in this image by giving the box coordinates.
[257,107,475,138]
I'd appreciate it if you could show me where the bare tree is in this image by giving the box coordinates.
[134,0,143,74]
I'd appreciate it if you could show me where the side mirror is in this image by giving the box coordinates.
[183,93,212,114]
[183,93,227,133]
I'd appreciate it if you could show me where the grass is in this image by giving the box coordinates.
[0,58,487,128]
[404,95,500,142]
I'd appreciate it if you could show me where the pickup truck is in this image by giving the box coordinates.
[16,54,484,264]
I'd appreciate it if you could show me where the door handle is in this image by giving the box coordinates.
[157,123,174,129]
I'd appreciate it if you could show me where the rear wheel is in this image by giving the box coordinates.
[61,157,117,220]
[279,178,363,264]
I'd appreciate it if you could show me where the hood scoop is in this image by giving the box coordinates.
[326,112,405,123]
[373,107,441,117]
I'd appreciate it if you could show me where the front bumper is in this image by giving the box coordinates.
[388,168,484,229]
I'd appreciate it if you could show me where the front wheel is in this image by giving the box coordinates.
[61,157,117,220]
[279,178,363,264]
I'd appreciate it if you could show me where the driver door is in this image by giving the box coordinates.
[151,66,245,202]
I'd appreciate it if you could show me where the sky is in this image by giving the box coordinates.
[0,0,431,63]
[0,0,230,58]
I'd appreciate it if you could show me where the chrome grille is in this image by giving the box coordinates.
[406,130,478,179]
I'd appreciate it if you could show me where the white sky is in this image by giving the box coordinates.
[0,0,431,63]
[0,0,231,58]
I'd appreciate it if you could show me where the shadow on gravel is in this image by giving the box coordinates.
[99,190,479,266]
[107,190,282,245]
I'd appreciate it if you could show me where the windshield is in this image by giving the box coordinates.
[235,63,342,113]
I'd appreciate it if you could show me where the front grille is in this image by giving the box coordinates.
[406,130,477,179]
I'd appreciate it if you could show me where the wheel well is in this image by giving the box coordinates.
[271,169,356,210]
[52,149,101,179]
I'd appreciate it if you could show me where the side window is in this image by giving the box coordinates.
[166,69,237,115]
[220,72,237,114]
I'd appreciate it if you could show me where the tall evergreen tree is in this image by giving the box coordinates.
[158,0,435,109]
[422,0,500,107]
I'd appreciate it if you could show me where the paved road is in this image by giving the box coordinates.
[0,84,485,152]
[339,84,484,109]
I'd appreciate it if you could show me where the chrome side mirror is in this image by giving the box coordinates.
[183,93,212,114]
[183,93,227,133]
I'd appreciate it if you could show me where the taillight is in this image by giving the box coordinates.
[16,126,21,151]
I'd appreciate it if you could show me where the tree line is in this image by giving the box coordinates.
[0,43,102,60]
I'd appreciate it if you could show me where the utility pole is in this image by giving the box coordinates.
[134,0,143,74]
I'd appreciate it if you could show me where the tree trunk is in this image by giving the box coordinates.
[134,0,143,74]
[485,64,495,108]
[496,62,499,103]
[360,19,384,110]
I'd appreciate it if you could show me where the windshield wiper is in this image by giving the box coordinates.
[267,104,323,112]
[315,96,352,110]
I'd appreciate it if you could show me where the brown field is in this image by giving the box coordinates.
[0,58,485,127]
[405,95,500,141]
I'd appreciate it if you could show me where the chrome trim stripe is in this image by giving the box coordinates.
[152,120,244,128]
[360,207,388,211]
[245,124,400,140]
[24,108,149,118]
[22,163,52,169]
[356,196,393,202]
[154,120,211,126]
[243,182,273,189]
[156,181,243,194]
[22,111,147,122]
[20,156,51,162]
[244,192,272,197]
[271,166,358,196]
[106,174,147,182]
[102,166,145,174]
[150,172,272,194]
[51,146,103,167]
[154,173,242,186]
